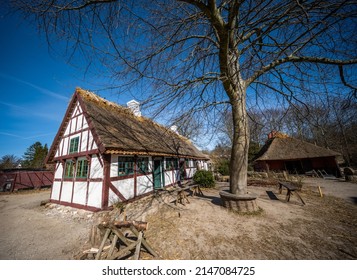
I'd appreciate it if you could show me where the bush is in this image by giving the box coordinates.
[193,170,215,188]
[216,159,230,175]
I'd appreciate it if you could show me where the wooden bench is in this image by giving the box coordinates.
[174,183,204,205]
[278,181,305,205]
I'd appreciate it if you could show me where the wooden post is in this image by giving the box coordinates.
[95,228,111,260]
[318,186,323,197]
[133,231,143,260]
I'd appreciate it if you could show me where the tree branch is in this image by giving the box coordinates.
[247,56,357,86]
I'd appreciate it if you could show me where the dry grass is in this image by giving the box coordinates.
[103,182,357,260]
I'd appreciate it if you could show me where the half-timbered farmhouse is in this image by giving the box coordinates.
[46,88,209,211]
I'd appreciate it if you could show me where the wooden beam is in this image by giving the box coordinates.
[133,231,143,260]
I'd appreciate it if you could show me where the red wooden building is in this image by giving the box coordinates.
[254,132,342,177]
[0,169,54,192]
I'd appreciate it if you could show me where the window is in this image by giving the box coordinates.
[165,158,178,170]
[64,160,74,178]
[185,158,192,168]
[118,157,134,176]
[69,137,79,153]
[137,157,149,174]
[76,159,88,178]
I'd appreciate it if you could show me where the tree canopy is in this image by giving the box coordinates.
[12,0,357,196]
[22,142,48,169]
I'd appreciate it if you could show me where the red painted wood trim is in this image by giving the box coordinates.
[69,116,73,135]
[74,115,78,131]
[46,90,79,164]
[77,93,106,154]
[102,154,110,209]
[96,153,103,168]
[54,162,60,172]
[60,138,64,157]
[110,172,150,182]
[78,129,82,153]
[54,178,62,182]
[85,156,92,207]
[54,149,99,161]
[58,162,65,202]
[89,178,102,182]
[86,130,90,152]
[110,174,135,181]
[62,127,90,139]
[70,168,76,204]
[108,182,126,201]
[50,199,101,212]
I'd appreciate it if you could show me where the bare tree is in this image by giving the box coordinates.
[12,0,357,197]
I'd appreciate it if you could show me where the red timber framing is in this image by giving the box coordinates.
[102,154,110,209]
[46,89,209,212]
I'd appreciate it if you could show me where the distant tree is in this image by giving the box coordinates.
[22,142,48,169]
[0,154,21,169]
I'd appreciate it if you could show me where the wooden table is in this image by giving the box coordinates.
[278,181,305,205]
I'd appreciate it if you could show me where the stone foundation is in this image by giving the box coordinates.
[219,190,258,213]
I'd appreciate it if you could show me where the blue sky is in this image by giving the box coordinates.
[0,9,134,159]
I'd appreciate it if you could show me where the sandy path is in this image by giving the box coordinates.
[0,190,91,259]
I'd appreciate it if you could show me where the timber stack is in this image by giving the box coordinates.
[78,220,158,260]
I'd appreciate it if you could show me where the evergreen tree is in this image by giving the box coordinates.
[22,142,48,169]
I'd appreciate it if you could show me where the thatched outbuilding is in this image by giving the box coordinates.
[46,88,209,211]
[254,132,342,177]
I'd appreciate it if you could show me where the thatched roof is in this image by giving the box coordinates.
[47,88,208,162]
[254,135,341,161]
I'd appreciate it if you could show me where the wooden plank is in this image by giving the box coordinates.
[109,225,131,247]
[107,241,138,260]
[107,235,119,259]
[130,225,159,258]
[133,231,143,260]
[113,220,148,231]
[95,228,111,260]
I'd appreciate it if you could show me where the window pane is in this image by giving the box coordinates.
[64,160,73,178]
[69,137,79,153]
[118,157,134,176]
[137,157,148,174]
[76,159,88,178]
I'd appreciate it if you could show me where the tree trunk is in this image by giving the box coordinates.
[229,88,249,195]
[219,46,249,196]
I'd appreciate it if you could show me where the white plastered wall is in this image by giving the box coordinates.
[51,181,61,201]
[90,154,103,179]
[111,178,135,200]
[72,181,87,205]
[137,175,153,195]
[60,182,73,203]
[87,182,102,209]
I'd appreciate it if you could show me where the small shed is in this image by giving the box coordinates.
[254,132,342,177]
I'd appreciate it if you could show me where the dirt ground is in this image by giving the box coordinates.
[0,177,356,260]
